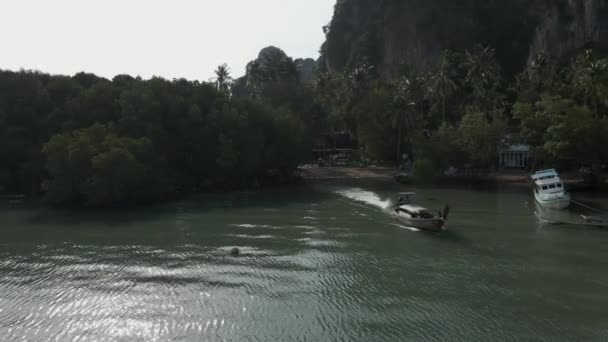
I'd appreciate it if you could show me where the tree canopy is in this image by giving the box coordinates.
[317,45,607,178]
[1,43,607,203]
[0,51,320,205]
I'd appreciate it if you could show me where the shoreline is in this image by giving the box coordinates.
[300,166,596,191]
[0,168,599,209]
[299,166,397,180]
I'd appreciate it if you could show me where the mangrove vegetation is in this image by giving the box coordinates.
[0,43,606,205]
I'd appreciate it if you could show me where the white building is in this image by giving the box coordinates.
[499,144,531,169]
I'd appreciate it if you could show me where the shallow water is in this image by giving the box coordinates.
[1,181,608,341]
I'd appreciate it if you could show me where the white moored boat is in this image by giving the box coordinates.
[392,193,449,232]
[531,169,571,210]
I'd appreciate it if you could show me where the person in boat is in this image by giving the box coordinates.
[397,194,412,206]
[419,211,434,219]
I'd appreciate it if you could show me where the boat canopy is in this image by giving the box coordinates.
[535,178,563,186]
[398,204,428,213]
[531,169,558,181]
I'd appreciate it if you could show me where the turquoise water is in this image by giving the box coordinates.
[1,181,608,341]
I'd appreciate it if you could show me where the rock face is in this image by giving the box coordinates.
[320,0,608,78]
[294,58,318,82]
[231,47,317,97]
[527,0,607,65]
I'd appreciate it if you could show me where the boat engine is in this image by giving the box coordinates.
[442,205,451,220]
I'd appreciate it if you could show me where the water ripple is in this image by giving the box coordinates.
[1,187,608,341]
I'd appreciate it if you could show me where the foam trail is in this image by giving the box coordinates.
[334,188,392,210]
[389,223,421,233]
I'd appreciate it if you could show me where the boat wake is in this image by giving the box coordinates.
[334,188,392,211]
[388,223,421,232]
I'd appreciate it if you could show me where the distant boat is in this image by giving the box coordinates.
[392,193,449,232]
[531,169,571,210]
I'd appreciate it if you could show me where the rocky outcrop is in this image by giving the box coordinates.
[232,47,316,98]
[527,0,607,64]
[379,1,481,77]
[294,58,318,82]
[320,0,608,78]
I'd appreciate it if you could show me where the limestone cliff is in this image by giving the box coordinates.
[320,0,608,78]
[527,0,607,65]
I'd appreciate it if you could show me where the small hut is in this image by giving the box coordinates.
[499,144,531,169]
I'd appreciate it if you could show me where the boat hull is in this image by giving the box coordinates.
[393,213,446,232]
[534,192,571,210]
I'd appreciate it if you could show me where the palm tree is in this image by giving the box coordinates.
[345,63,374,97]
[463,46,501,107]
[430,51,459,123]
[340,63,374,134]
[571,50,608,115]
[392,73,427,166]
[399,73,429,118]
[214,64,232,95]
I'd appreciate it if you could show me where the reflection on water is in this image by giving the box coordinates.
[535,201,579,224]
[1,183,608,341]
[535,198,608,228]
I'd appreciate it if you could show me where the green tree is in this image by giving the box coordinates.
[513,97,552,150]
[314,71,351,133]
[570,50,608,115]
[514,53,557,103]
[392,71,428,163]
[458,106,505,168]
[0,63,311,203]
[434,123,468,168]
[246,46,298,98]
[357,86,397,160]
[430,51,459,123]
[543,101,607,163]
[0,71,52,194]
[214,64,232,95]
[86,140,145,206]
[528,95,608,179]
[43,124,167,206]
[463,45,502,109]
